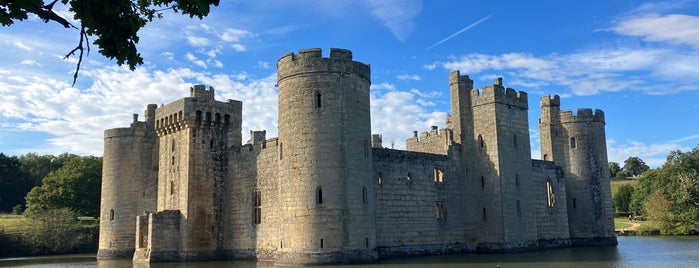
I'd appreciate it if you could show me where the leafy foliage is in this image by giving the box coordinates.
[630,147,699,235]
[0,153,33,212]
[609,162,622,179]
[18,152,77,185]
[0,0,220,85]
[25,156,102,217]
[624,156,650,177]
[23,208,98,255]
[613,183,635,213]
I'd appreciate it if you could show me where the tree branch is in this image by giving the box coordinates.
[64,26,89,86]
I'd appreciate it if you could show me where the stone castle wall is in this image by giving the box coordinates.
[99,48,616,265]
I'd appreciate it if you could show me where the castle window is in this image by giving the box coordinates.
[377,172,382,185]
[436,202,445,219]
[170,181,175,196]
[362,186,368,204]
[481,176,485,189]
[482,207,487,222]
[315,92,322,108]
[320,239,324,249]
[478,135,484,148]
[316,187,323,205]
[171,139,175,152]
[546,180,556,207]
[517,200,521,217]
[210,139,214,149]
[279,143,283,160]
[252,190,262,224]
[570,137,576,149]
[109,209,114,221]
[434,167,444,183]
[543,154,548,161]
[171,156,175,166]
[573,198,577,209]
[406,173,412,184]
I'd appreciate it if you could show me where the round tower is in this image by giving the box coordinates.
[275,48,376,265]
[98,105,159,259]
[559,108,616,245]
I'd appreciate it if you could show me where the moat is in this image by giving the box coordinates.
[3,236,698,267]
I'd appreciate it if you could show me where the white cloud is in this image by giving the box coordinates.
[187,35,210,47]
[257,61,270,69]
[220,28,254,42]
[20,60,39,66]
[606,139,690,168]
[397,73,420,81]
[613,14,699,49]
[370,83,446,149]
[231,44,247,52]
[185,53,207,69]
[13,41,32,51]
[364,0,422,41]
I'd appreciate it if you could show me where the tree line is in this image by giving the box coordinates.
[611,147,699,235]
[0,152,102,217]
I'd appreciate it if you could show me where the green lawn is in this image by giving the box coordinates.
[614,217,634,229]
[0,214,32,234]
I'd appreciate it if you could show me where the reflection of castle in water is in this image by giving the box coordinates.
[97,48,617,265]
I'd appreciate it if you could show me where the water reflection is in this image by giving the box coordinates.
[3,237,699,268]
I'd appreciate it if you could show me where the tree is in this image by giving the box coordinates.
[18,152,77,186]
[629,147,699,234]
[0,0,220,85]
[624,156,650,177]
[613,183,635,213]
[25,156,102,217]
[609,162,622,180]
[0,153,32,212]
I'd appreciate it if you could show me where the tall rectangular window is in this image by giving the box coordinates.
[434,167,444,183]
[436,202,445,219]
[252,190,261,224]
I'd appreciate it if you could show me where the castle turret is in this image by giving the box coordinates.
[276,48,376,265]
[538,96,616,245]
[465,78,538,249]
[133,85,243,262]
[98,104,158,259]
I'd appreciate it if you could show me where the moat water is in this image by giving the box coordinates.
[2,236,698,268]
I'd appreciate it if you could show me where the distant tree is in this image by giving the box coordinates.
[614,171,627,181]
[25,156,102,217]
[0,0,220,85]
[613,183,635,213]
[609,162,622,180]
[644,190,673,232]
[25,208,95,254]
[0,153,32,212]
[624,157,650,177]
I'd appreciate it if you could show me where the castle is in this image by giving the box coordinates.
[97,48,617,265]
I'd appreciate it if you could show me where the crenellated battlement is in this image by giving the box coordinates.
[540,94,560,108]
[406,126,453,155]
[190,85,215,101]
[560,108,605,123]
[449,70,474,88]
[153,85,242,137]
[277,48,370,84]
[470,78,528,108]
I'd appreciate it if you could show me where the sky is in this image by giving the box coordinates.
[1,0,699,168]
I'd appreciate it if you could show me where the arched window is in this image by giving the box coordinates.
[546,179,555,207]
[478,135,484,148]
[570,137,576,149]
[543,154,548,161]
[316,186,323,205]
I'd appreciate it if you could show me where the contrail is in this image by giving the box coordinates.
[427,14,493,49]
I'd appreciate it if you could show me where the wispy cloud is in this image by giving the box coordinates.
[428,14,492,49]
[612,14,699,49]
[397,73,420,81]
[365,0,422,41]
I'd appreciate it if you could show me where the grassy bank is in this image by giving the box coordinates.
[0,213,98,258]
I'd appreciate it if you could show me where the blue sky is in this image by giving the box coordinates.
[1,0,699,167]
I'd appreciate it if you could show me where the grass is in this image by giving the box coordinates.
[0,214,33,234]
[610,179,638,195]
[614,217,634,229]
